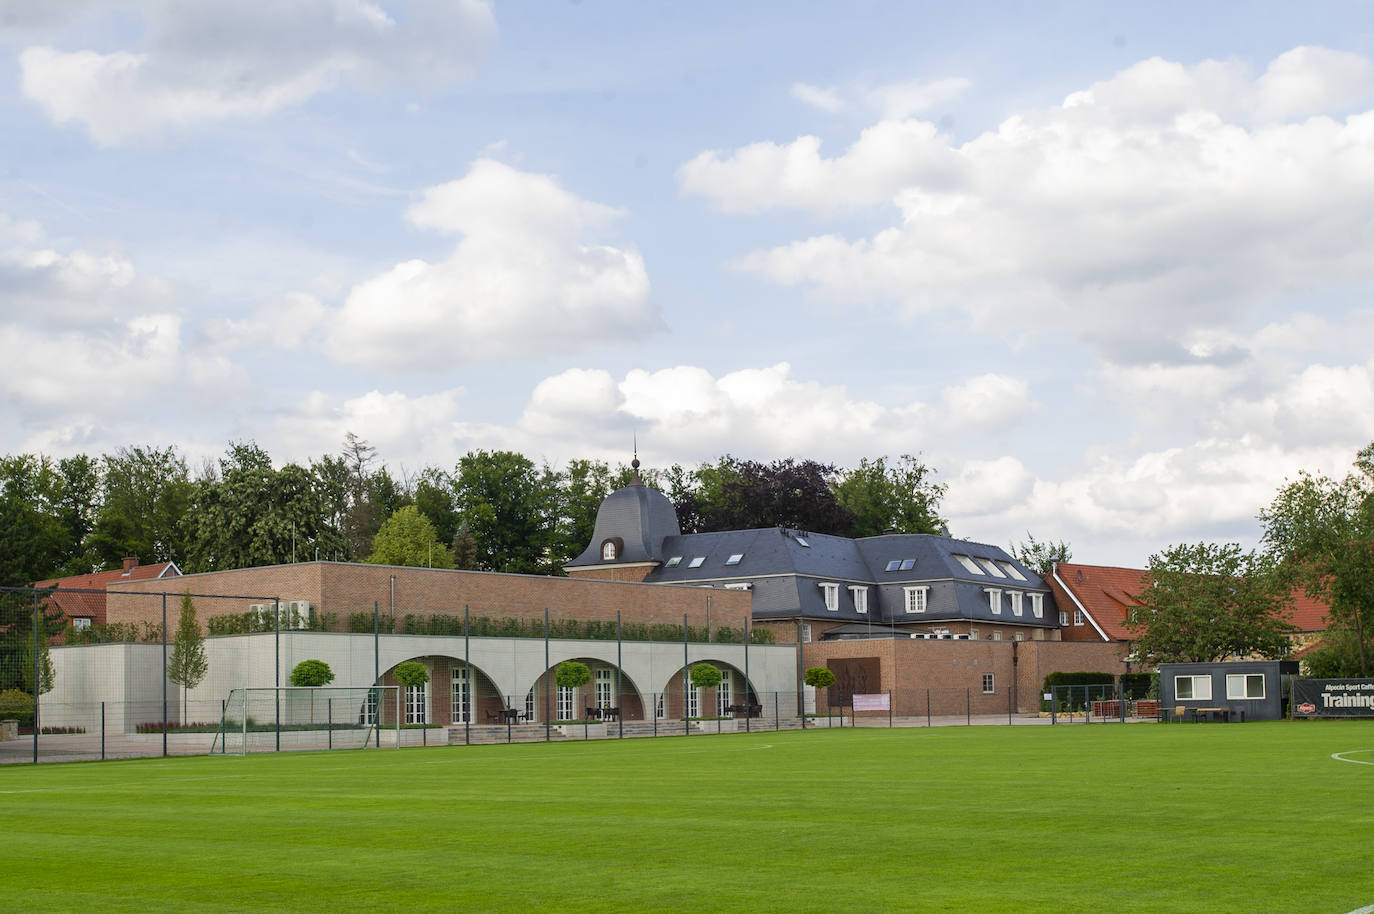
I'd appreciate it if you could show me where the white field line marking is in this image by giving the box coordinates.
[1341,905,1374,914]
[1332,750,1374,766]
[0,741,776,794]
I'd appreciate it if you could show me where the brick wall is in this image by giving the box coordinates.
[800,637,1130,714]
[107,561,750,631]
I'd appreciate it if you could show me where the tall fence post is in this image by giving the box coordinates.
[100,701,106,761]
[774,691,779,731]
[162,593,168,758]
[683,614,689,736]
[926,689,931,728]
[889,689,893,728]
[464,605,471,747]
[1008,686,1013,726]
[744,617,751,734]
[32,589,39,764]
[966,687,971,726]
[617,611,623,740]
[544,609,551,743]
[328,698,333,750]
[1119,681,1127,723]
[274,597,281,753]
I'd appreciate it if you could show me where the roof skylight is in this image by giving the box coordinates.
[885,560,901,572]
[688,556,706,568]
[899,558,915,571]
[979,559,1006,578]
[725,553,744,566]
[953,554,985,575]
[665,556,682,567]
[998,561,1028,581]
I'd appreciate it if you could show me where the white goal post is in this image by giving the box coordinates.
[211,686,401,755]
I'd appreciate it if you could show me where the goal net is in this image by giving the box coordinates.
[211,686,400,755]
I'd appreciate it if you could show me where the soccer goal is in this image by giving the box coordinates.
[211,686,400,755]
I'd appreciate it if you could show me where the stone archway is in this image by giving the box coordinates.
[527,657,646,723]
[660,659,761,720]
[378,655,504,726]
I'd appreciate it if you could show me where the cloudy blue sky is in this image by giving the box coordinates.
[2,1,1372,565]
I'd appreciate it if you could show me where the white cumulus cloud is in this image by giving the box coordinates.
[325,159,658,370]
[17,0,496,144]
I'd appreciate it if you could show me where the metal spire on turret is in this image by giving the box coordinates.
[630,432,643,486]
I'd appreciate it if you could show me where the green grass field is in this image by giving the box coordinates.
[3,722,1373,913]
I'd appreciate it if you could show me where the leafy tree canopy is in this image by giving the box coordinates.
[804,666,836,689]
[1011,532,1072,577]
[555,661,592,690]
[289,659,335,687]
[1125,542,1297,665]
[689,663,722,690]
[392,660,430,688]
[833,455,947,538]
[1260,441,1374,675]
[366,505,453,569]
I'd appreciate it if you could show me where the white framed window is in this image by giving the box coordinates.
[999,561,1028,581]
[1030,593,1044,619]
[1009,591,1023,617]
[665,556,682,567]
[595,668,615,708]
[1014,631,1024,641]
[601,541,617,560]
[1058,610,1069,626]
[1073,610,1084,626]
[969,629,978,640]
[557,686,574,721]
[801,623,812,643]
[992,630,1002,641]
[953,554,985,575]
[821,582,840,612]
[655,693,666,719]
[405,682,428,724]
[1226,673,1265,700]
[726,553,744,565]
[986,589,1002,614]
[73,617,92,631]
[1175,675,1212,701]
[525,688,537,723]
[451,667,470,724]
[717,670,732,716]
[979,558,1007,578]
[982,673,995,694]
[904,586,928,614]
[361,690,378,726]
[688,556,706,568]
[686,681,699,718]
[850,586,868,614]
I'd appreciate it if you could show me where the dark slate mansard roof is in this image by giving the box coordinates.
[566,476,1056,627]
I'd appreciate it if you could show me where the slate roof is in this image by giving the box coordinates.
[566,480,680,567]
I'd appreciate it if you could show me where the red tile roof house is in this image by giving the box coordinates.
[1046,561,1331,655]
[34,558,181,630]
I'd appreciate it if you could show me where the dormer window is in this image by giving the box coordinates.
[601,541,618,561]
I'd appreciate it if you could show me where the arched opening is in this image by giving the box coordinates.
[528,658,645,723]
[660,660,761,720]
[377,656,503,726]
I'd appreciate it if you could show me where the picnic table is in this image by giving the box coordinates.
[1191,707,1244,723]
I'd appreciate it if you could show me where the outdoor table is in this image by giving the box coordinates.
[500,709,522,724]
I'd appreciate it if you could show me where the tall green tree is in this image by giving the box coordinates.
[0,455,69,585]
[366,506,453,568]
[167,592,208,722]
[832,455,947,537]
[0,590,63,693]
[553,458,620,566]
[685,456,855,535]
[185,442,346,571]
[1124,542,1297,665]
[452,450,560,574]
[89,446,193,568]
[1010,533,1073,577]
[413,468,460,549]
[1260,441,1374,675]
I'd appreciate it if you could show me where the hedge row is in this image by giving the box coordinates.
[344,612,774,644]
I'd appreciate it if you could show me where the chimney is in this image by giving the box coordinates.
[122,557,139,572]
